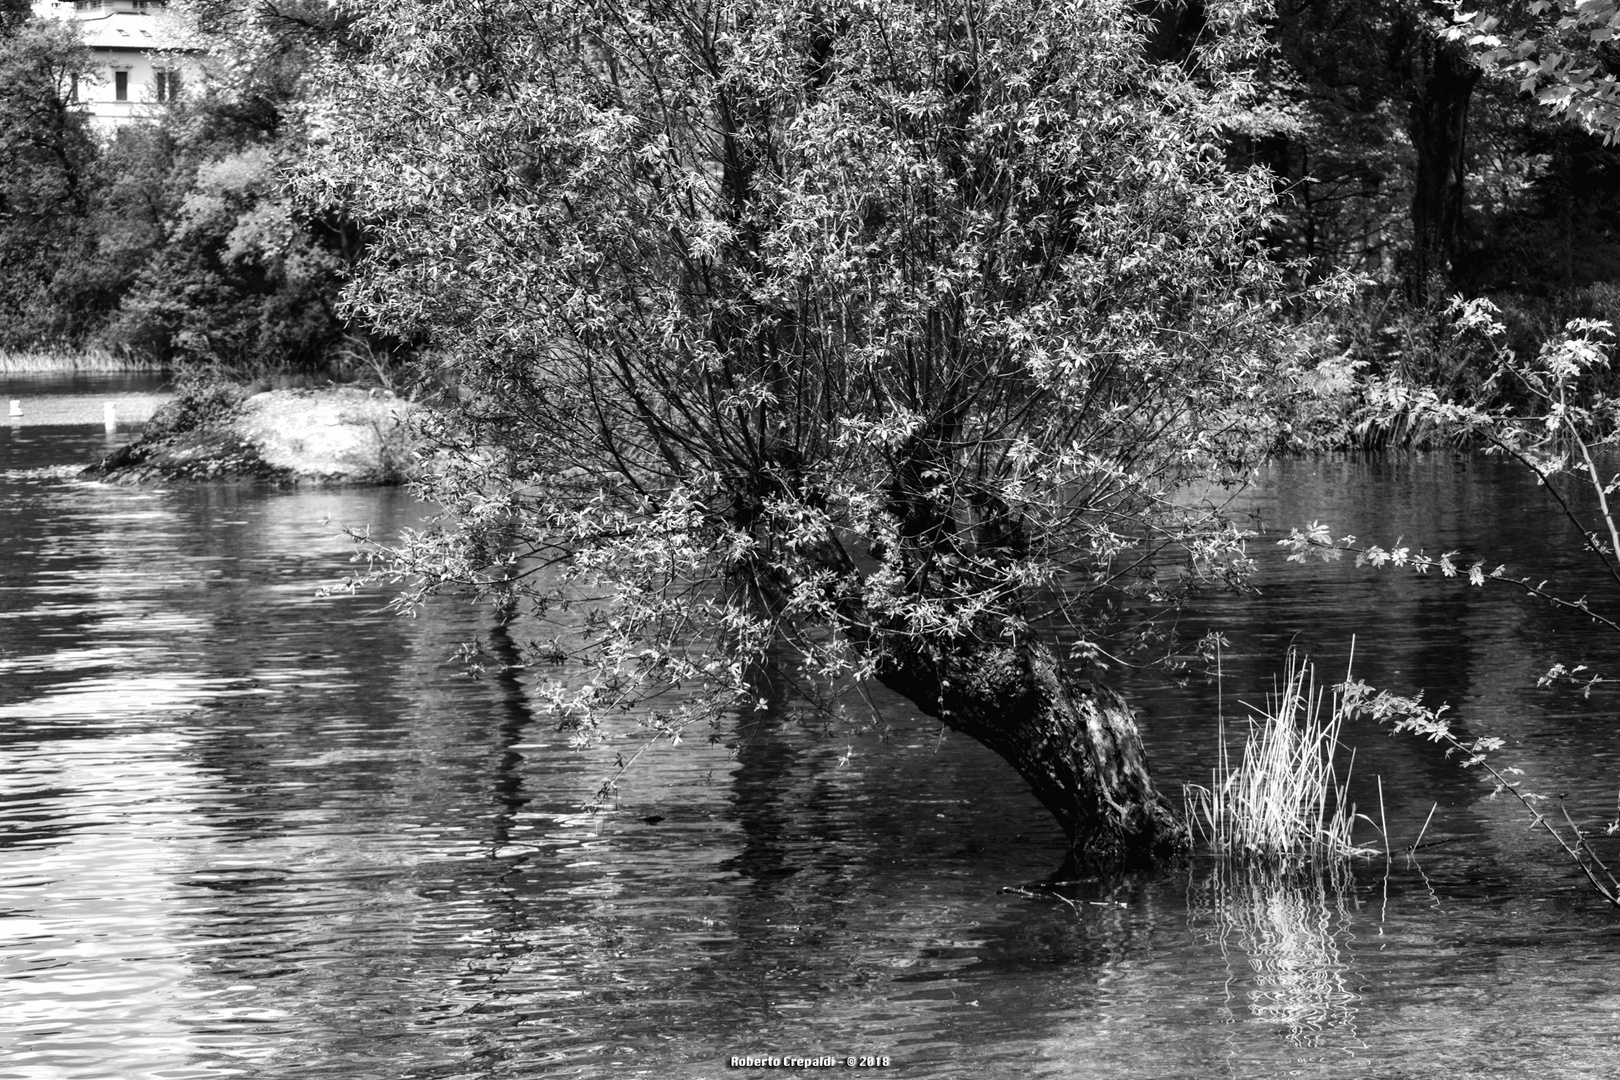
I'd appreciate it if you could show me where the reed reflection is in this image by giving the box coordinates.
[1188,860,1362,1047]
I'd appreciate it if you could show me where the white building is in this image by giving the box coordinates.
[32,0,192,130]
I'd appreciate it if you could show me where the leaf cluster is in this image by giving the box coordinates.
[1450,0,1620,142]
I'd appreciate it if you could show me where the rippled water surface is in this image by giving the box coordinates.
[5,377,1620,1078]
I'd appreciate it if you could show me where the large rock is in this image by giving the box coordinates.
[85,386,419,485]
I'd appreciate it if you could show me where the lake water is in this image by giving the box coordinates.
[4,376,1620,1078]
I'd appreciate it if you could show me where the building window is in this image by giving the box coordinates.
[114,70,128,101]
[155,70,180,102]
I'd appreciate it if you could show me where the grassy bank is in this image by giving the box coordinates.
[0,348,167,374]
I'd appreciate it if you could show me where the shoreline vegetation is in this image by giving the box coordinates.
[0,349,168,374]
[84,383,420,486]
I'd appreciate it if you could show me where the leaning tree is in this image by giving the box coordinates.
[306,0,1310,874]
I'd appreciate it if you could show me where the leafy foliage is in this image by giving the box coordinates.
[1449,0,1620,141]
[105,139,349,371]
[310,0,1317,752]
[0,1,370,375]
[1280,293,1620,901]
[0,17,97,348]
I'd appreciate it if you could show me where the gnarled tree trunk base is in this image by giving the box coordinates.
[876,637,1186,876]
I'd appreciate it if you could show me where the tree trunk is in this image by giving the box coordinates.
[1406,34,1479,302]
[873,635,1186,876]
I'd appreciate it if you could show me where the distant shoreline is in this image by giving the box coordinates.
[0,350,168,375]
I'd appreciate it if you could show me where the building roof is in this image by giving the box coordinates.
[31,2,189,53]
[77,18,183,52]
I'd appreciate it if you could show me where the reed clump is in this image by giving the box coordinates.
[1185,650,1373,862]
[0,348,164,373]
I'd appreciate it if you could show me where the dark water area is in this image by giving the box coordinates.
[4,377,1620,1078]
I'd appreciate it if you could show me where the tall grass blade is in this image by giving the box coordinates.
[1184,649,1375,863]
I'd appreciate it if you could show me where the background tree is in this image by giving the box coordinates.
[0,0,375,374]
[0,0,30,36]
[1206,0,1620,419]
[92,0,365,373]
[0,16,97,348]
[104,137,351,371]
[1232,0,1487,299]
[309,0,1314,873]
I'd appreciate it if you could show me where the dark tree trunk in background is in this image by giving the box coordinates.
[1407,34,1479,301]
[874,636,1186,877]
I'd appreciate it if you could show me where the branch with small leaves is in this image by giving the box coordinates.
[1278,521,1620,641]
[1342,680,1620,907]
[1448,0,1620,143]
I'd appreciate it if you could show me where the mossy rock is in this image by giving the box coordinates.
[86,385,419,486]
